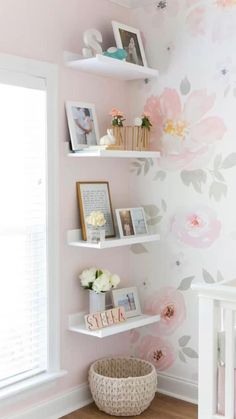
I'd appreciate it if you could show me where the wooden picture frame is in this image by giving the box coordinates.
[116,207,148,238]
[66,101,100,151]
[112,287,141,318]
[112,21,148,67]
[76,181,116,240]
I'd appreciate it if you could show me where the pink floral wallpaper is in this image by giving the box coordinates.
[129,0,236,391]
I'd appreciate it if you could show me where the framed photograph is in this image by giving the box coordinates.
[112,287,141,318]
[116,207,148,238]
[112,21,147,67]
[66,101,100,151]
[76,181,116,240]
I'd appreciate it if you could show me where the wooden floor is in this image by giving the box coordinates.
[63,394,198,419]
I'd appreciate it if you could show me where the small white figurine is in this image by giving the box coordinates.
[82,28,103,58]
[100,129,116,146]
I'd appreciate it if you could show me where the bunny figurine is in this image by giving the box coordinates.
[100,129,116,146]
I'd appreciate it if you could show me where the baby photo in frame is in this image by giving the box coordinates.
[116,207,148,238]
[112,21,147,67]
[112,287,141,318]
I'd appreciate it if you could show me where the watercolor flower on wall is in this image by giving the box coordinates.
[212,1,236,42]
[139,335,176,371]
[144,89,226,171]
[145,287,186,335]
[170,206,221,248]
[186,6,206,37]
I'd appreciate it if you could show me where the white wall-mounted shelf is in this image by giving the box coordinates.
[64,52,158,81]
[68,149,160,159]
[110,0,156,8]
[67,229,160,249]
[68,311,160,338]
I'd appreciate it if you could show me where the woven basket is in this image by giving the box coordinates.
[89,357,157,416]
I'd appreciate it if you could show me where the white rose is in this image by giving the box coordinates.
[134,117,142,127]
[110,274,120,288]
[93,272,111,293]
[79,267,96,287]
[86,211,106,228]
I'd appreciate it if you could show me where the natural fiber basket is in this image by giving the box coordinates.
[89,357,157,416]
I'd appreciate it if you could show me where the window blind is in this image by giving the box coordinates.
[0,75,48,389]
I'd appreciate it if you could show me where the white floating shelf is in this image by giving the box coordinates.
[68,311,160,338]
[68,149,160,159]
[67,229,160,249]
[110,0,156,8]
[65,52,158,81]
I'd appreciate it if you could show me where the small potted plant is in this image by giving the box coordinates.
[134,112,152,150]
[86,211,106,243]
[110,108,126,127]
[109,108,126,148]
[79,268,120,313]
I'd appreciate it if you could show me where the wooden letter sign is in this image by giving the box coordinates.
[85,306,126,331]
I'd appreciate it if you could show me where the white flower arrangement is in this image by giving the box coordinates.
[79,268,120,293]
[86,211,106,228]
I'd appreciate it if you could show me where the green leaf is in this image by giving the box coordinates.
[143,205,160,218]
[180,77,191,96]
[177,276,195,291]
[179,336,191,347]
[209,181,227,201]
[202,269,215,284]
[161,200,167,212]
[178,350,187,363]
[144,160,150,175]
[182,347,198,359]
[181,170,207,193]
[154,171,166,181]
[222,153,236,169]
[130,244,148,254]
[147,216,162,226]
[214,171,225,182]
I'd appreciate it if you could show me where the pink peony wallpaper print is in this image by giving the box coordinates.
[128,0,236,387]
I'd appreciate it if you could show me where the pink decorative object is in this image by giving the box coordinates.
[170,206,221,248]
[144,89,226,170]
[85,307,126,331]
[144,287,186,335]
[139,335,176,371]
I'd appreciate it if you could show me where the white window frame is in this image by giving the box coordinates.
[0,53,65,402]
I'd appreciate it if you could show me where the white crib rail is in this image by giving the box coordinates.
[192,282,236,419]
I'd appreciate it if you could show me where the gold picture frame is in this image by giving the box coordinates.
[76,181,116,241]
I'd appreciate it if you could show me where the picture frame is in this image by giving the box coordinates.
[66,101,100,151]
[112,287,141,318]
[112,21,147,67]
[76,181,116,240]
[116,207,148,238]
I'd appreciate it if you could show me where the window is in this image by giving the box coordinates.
[0,55,62,399]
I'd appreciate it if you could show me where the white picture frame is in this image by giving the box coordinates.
[116,207,148,238]
[112,21,147,67]
[112,287,141,318]
[66,101,100,151]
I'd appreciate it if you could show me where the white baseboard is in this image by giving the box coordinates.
[157,372,198,405]
[6,384,92,419]
[6,373,198,419]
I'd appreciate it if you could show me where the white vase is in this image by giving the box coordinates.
[89,290,106,314]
